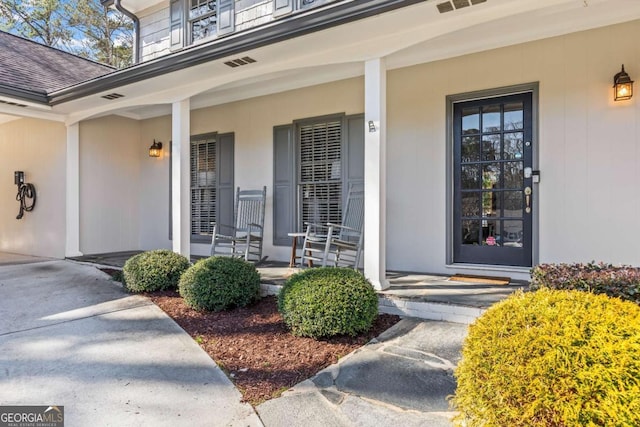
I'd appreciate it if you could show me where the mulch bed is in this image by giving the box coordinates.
[143,290,400,405]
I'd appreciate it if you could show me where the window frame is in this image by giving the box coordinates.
[190,132,218,243]
[188,0,218,45]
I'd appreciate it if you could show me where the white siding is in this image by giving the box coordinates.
[139,6,171,62]
[0,118,66,258]
[79,116,143,254]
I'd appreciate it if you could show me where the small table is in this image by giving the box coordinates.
[287,232,307,268]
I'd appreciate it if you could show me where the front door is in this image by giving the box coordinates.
[453,92,533,267]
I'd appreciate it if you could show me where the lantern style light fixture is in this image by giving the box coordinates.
[149,139,163,157]
[613,64,634,101]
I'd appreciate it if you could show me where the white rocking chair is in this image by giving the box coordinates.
[210,186,266,263]
[299,184,364,269]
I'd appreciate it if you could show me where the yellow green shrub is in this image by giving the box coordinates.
[453,289,640,427]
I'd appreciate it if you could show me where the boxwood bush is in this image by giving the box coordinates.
[278,267,378,339]
[178,256,260,311]
[453,288,640,427]
[123,249,190,292]
[531,262,640,304]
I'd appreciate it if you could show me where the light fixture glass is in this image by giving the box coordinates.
[614,64,634,101]
[149,140,163,157]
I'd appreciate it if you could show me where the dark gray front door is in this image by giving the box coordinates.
[453,92,533,267]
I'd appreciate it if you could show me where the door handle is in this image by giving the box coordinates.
[524,187,532,213]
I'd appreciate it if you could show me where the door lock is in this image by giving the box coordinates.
[524,186,532,213]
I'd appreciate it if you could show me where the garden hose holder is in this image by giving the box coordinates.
[14,171,36,220]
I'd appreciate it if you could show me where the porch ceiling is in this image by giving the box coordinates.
[3,0,640,124]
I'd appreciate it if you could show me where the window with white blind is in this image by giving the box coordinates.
[298,120,343,230]
[191,134,217,237]
[273,114,363,246]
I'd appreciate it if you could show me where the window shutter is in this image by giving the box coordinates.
[345,114,365,198]
[273,125,295,246]
[169,0,184,50]
[217,0,235,36]
[273,0,293,17]
[216,133,235,234]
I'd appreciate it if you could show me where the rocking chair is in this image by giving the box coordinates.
[210,186,266,263]
[299,184,364,269]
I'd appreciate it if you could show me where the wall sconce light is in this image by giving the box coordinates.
[614,64,634,101]
[149,139,163,157]
[368,120,377,133]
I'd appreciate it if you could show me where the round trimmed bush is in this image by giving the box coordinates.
[178,256,260,311]
[278,267,378,338]
[453,288,640,427]
[123,249,190,292]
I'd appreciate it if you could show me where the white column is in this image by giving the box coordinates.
[65,123,82,257]
[364,58,389,290]
[172,99,191,260]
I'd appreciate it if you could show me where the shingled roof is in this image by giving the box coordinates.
[0,31,114,102]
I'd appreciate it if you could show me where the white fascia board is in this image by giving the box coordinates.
[0,104,66,123]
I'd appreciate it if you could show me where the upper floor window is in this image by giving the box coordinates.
[170,0,234,50]
[189,0,217,43]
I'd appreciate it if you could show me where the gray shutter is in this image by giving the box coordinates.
[273,0,293,17]
[217,0,235,36]
[169,0,184,50]
[217,133,235,234]
[345,114,365,200]
[273,125,295,246]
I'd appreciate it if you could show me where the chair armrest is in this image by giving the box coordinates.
[247,222,263,230]
[326,223,361,233]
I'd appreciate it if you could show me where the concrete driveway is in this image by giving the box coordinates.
[0,259,261,426]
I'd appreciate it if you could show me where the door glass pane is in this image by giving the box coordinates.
[501,191,523,217]
[482,219,499,246]
[482,163,500,189]
[461,192,481,217]
[462,136,480,162]
[461,165,480,189]
[502,220,523,247]
[482,105,501,132]
[504,132,524,160]
[503,162,523,188]
[482,190,497,218]
[504,102,523,130]
[462,108,480,134]
[462,220,481,245]
[482,134,501,161]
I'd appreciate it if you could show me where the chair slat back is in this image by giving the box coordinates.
[339,185,364,241]
[235,187,266,233]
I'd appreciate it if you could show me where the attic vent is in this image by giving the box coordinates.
[437,0,486,13]
[0,99,28,108]
[101,93,125,100]
[224,56,257,68]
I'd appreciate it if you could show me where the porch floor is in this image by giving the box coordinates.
[68,251,528,323]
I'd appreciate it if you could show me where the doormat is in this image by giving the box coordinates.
[449,275,510,285]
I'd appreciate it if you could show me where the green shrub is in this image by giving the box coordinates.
[178,256,260,311]
[531,262,640,304]
[278,267,378,339]
[453,288,640,427]
[123,250,190,292]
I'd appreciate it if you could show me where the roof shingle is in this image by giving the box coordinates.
[0,31,114,97]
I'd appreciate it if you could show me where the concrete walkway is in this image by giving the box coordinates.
[0,260,260,426]
[257,319,467,426]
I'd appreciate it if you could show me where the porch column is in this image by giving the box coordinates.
[65,123,82,257]
[172,99,191,259]
[364,58,389,290]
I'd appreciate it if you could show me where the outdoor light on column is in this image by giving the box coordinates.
[614,64,634,101]
[149,139,163,157]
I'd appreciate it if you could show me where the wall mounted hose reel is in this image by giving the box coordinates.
[14,171,36,220]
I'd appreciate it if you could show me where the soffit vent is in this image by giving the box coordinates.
[101,93,125,100]
[224,56,257,68]
[0,99,28,108]
[437,0,486,13]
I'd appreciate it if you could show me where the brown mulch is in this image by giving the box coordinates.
[144,291,400,405]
